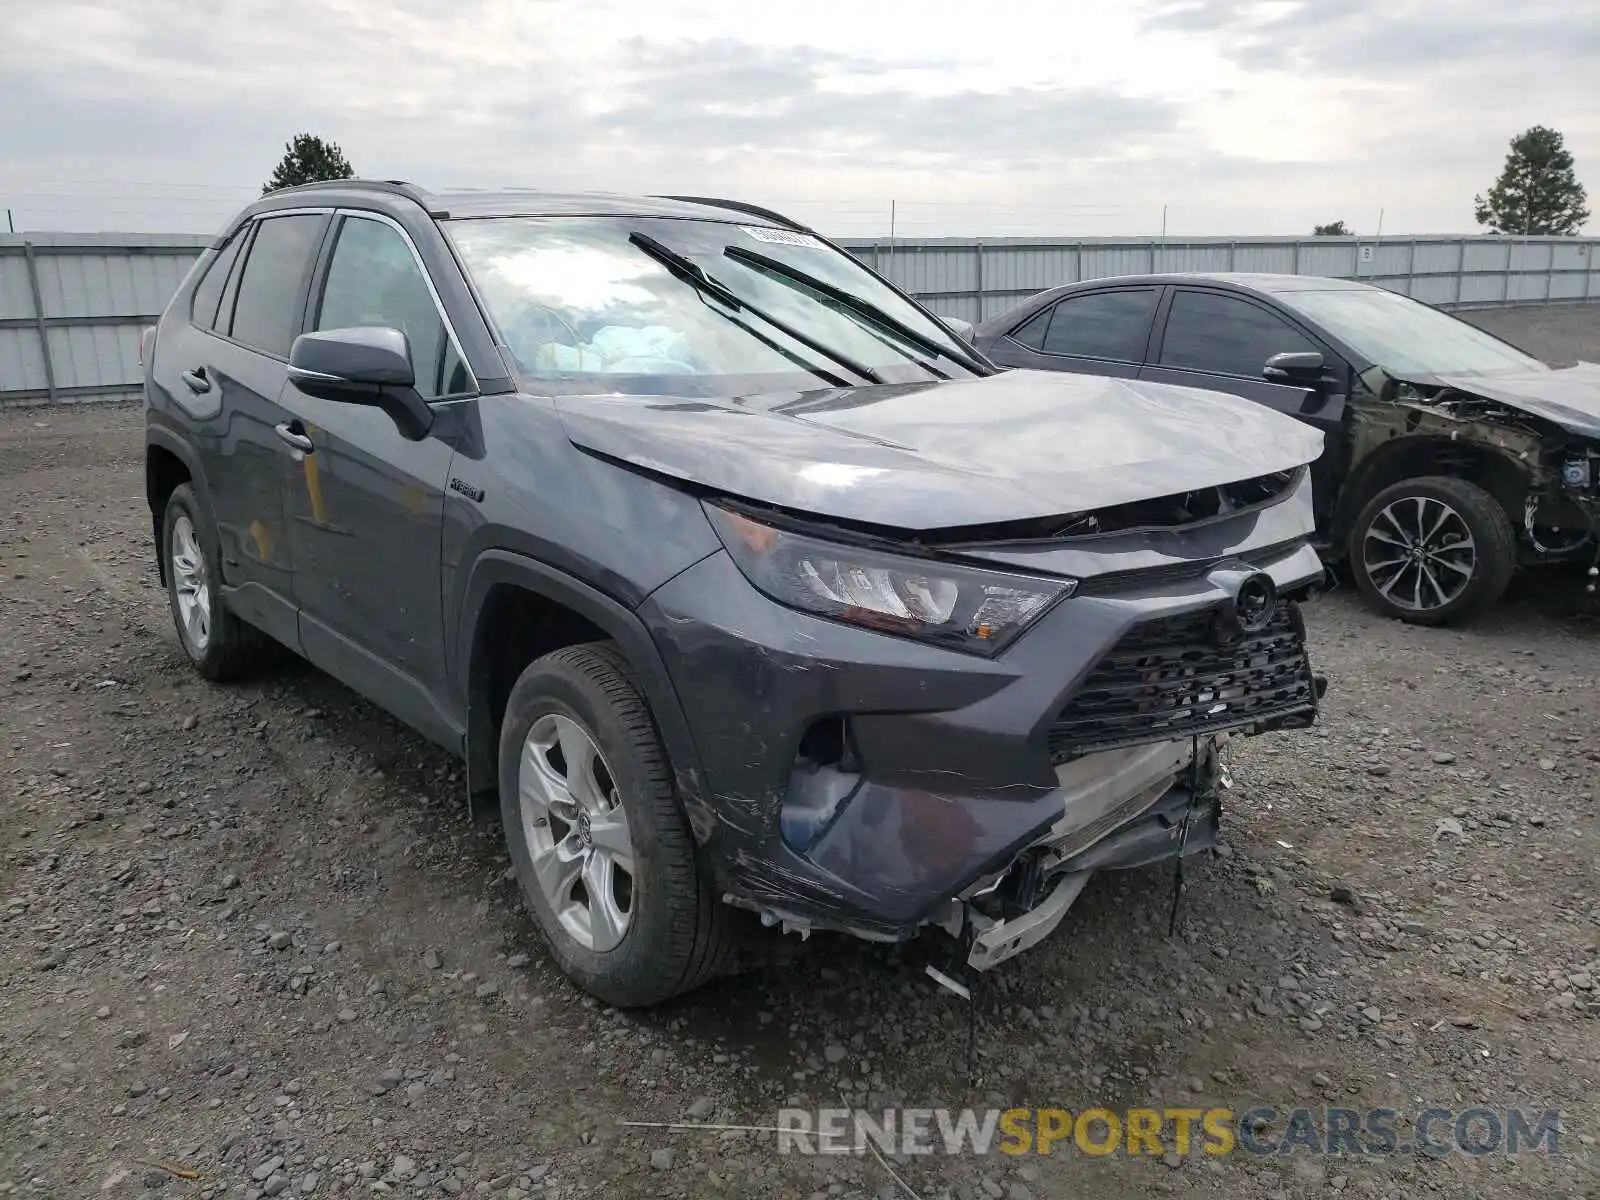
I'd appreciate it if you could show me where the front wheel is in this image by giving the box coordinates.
[497,643,737,1007]
[1347,475,1516,625]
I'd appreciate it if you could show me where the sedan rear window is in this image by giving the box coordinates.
[1014,289,1157,362]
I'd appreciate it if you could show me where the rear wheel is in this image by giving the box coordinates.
[1347,475,1515,625]
[161,484,280,679]
[498,642,737,1007]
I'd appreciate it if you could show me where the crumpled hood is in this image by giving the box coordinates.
[1424,361,1600,439]
[554,369,1324,531]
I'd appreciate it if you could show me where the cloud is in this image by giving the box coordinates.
[0,0,1594,236]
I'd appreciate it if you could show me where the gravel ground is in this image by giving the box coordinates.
[3,313,1599,1200]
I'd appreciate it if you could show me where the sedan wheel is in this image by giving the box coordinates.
[1360,494,1476,613]
[1348,475,1515,626]
[518,713,635,953]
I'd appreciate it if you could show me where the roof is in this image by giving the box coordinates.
[1064,272,1378,294]
[248,179,793,226]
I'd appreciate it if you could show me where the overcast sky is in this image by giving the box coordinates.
[2,0,1595,238]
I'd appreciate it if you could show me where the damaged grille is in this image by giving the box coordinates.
[1047,604,1315,764]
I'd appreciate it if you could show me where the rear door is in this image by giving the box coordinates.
[279,211,475,749]
[1140,287,1349,524]
[983,287,1160,380]
[176,211,329,648]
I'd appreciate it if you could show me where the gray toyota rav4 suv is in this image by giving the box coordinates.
[143,181,1327,1006]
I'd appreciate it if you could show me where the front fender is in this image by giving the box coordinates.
[453,549,711,833]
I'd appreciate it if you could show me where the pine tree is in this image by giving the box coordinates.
[262,135,356,195]
[1473,126,1589,236]
[1312,221,1351,236]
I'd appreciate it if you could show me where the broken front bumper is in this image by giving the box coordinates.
[640,535,1324,946]
[957,738,1224,971]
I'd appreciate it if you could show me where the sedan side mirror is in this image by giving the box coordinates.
[289,327,433,439]
[1263,350,1325,385]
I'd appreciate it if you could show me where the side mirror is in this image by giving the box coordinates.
[943,316,976,345]
[289,327,432,439]
[1263,350,1325,385]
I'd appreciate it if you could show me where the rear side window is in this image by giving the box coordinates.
[1159,290,1318,377]
[1008,306,1053,351]
[1038,289,1157,362]
[189,234,243,331]
[227,214,326,357]
[315,216,471,399]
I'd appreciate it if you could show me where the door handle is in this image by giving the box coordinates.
[180,368,211,395]
[274,422,315,454]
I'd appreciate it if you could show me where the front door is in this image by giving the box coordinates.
[280,212,476,750]
[1140,288,1349,527]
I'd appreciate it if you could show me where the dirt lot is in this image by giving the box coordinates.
[3,310,1598,1200]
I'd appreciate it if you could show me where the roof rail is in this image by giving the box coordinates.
[657,195,814,235]
[259,178,443,213]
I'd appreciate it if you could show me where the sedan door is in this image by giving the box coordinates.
[279,211,476,751]
[174,211,329,649]
[980,286,1161,380]
[1140,287,1349,526]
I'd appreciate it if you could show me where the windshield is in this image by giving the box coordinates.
[446,215,975,396]
[1276,287,1546,378]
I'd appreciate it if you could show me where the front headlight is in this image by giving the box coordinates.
[704,503,1074,656]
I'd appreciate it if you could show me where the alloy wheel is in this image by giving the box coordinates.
[518,713,636,953]
[170,513,212,652]
[1361,494,1477,612]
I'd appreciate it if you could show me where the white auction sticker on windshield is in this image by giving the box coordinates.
[740,225,827,250]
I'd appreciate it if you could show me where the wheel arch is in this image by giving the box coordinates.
[455,550,709,826]
[145,430,211,586]
[1332,434,1531,553]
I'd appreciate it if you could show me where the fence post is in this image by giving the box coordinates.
[1406,238,1418,297]
[1456,237,1466,305]
[1545,239,1555,302]
[974,240,984,322]
[1292,240,1301,275]
[22,241,58,405]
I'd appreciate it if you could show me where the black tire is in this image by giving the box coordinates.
[497,642,738,1007]
[161,484,280,680]
[1347,475,1516,626]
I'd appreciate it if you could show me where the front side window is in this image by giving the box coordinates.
[445,215,978,396]
[227,214,325,357]
[1159,290,1317,378]
[315,217,471,399]
[1038,289,1157,362]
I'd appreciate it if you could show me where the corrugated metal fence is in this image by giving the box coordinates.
[837,234,1600,324]
[2,231,1597,407]
[0,233,210,407]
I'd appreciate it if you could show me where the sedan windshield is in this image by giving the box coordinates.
[1276,287,1546,378]
[446,215,977,396]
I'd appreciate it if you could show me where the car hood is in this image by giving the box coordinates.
[1421,361,1600,439]
[553,370,1323,531]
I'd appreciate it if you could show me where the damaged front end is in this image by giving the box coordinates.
[638,463,1329,975]
[1358,364,1600,580]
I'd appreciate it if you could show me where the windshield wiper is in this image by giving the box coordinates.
[628,233,883,385]
[723,245,992,377]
